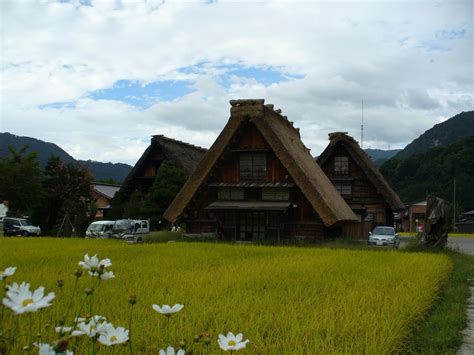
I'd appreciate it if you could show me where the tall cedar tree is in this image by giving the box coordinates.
[0,145,43,216]
[141,160,187,228]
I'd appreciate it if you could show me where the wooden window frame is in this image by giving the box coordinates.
[334,156,349,175]
[334,181,352,195]
[240,152,267,180]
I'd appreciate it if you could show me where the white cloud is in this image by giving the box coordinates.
[1,0,472,165]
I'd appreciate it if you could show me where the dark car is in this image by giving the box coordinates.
[3,217,41,236]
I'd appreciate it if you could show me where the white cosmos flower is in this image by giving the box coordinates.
[218,332,250,351]
[98,325,129,346]
[78,254,112,271]
[70,318,111,338]
[0,266,16,281]
[88,270,115,280]
[34,342,73,355]
[2,282,55,314]
[159,346,185,355]
[55,326,73,333]
[152,304,184,315]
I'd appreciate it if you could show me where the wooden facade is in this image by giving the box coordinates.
[318,133,405,238]
[91,183,121,219]
[164,100,358,242]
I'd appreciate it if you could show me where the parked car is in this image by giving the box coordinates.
[85,221,115,238]
[3,217,41,236]
[367,226,400,248]
[111,219,149,244]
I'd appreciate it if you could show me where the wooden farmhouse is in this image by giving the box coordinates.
[164,99,358,242]
[119,135,207,201]
[91,182,121,219]
[317,132,405,237]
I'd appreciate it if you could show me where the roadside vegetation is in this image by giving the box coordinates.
[0,238,451,353]
[403,250,474,354]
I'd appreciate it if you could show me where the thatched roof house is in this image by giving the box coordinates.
[119,135,207,200]
[317,132,404,237]
[164,99,357,241]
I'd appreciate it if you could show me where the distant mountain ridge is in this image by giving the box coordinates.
[0,132,132,182]
[395,111,474,160]
[364,148,402,166]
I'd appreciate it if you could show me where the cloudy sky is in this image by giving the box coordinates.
[1,0,472,165]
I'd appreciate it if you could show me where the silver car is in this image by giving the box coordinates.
[368,226,400,248]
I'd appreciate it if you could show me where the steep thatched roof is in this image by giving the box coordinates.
[119,135,207,195]
[164,99,358,226]
[317,132,405,211]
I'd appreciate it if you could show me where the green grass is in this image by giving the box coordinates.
[0,238,452,354]
[399,232,474,238]
[403,250,474,354]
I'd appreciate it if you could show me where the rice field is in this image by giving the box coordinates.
[0,238,451,354]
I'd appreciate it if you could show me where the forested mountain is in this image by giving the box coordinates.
[380,135,474,213]
[395,111,474,160]
[0,132,132,182]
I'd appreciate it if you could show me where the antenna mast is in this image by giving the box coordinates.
[361,99,364,149]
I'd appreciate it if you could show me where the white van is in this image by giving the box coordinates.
[85,221,115,238]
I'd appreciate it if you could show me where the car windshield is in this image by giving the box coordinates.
[20,220,32,226]
[113,220,132,233]
[88,224,105,232]
[372,227,395,235]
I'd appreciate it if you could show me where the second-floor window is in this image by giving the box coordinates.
[334,181,351,195]
[334,156,349,174]
[262,187,290,201]
[218,187,244,200]
[240,152,266,180]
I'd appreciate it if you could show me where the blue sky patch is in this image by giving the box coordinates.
[219,64,304,88]
[436,29,466,40]
[417,40,450,53]
[39,101,76,110]
[178,62,305,88]
[87,79,195,109]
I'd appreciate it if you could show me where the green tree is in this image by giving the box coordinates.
[40,156,95,236]
[141,160,187,229]
[0,145,43,216]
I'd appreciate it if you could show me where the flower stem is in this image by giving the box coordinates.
[64,277,79,324]
[128,304,134,355]
[28,313,32,352]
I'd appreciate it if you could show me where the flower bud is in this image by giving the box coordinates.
[53,339,69,353]
[179,339,186,349]
[74,269,83,278]
[45,323,51,329]
[203,334,211,345]
[128,294,137,305]
[23,346,30,351]
[194,334,200,342]
[57,279,64,288]
[85,287,94,296]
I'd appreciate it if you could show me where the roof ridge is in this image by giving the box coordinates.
[152,134,207,151]
[92,181,121,187]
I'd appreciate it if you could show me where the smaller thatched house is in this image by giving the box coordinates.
[317,132,404,237]
[119,135,207,201]
[164,99,357,242]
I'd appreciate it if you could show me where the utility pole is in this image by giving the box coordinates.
[453,178,456,232]
[361,100,364,149]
